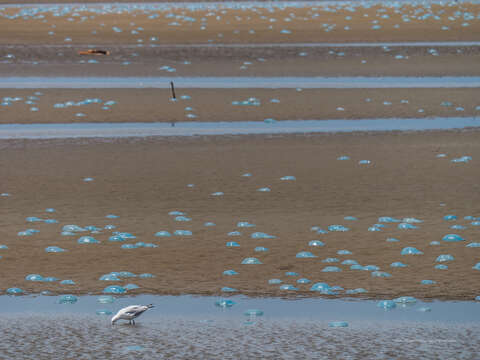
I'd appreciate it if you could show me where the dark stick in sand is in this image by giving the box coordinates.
[170,81,176,100]
[170,81,176,127]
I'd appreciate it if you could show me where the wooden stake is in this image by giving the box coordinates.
[170,81,176,100]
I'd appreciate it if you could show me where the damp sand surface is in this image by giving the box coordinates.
[1,131,479,299]
[1,1,480,78]
[1,88,480,124]
[0,295,479,359]
[2,313,478,359]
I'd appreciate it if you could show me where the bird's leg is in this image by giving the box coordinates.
[133,319,135,326]
[129,320,132,325]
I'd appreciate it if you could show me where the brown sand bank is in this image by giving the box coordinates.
[1,88,479,124]
[1,3,480,45]
[1,44,479,77]
[0,131,479,299]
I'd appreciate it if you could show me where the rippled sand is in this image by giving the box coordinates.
[0,314,478,359]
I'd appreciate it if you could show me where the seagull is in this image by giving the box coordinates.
[111,304,154,325]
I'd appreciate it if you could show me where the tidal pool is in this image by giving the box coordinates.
[0,295,478,358]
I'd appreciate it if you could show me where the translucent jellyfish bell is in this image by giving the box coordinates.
[60,279,75,285]
[342,259,358,265]
[435,264,448,270]
[401,247,423,255]
[421,280,436,285]
[443,215,457,221]
[223,270,238,276]
[390,262,407,268]
[310,282,332,292]
[322,258,339,263]
[99,273,120,281]
[309,240,325,247]
[58,295,77,304]
[103,285,126,294]
[371,271,391,278]
[155,231,172,237]
[241,257,262,264]
[291,277,309,285]
[121,244,137,249]
[139,273,155,278]
[393,296,417,304]
[280,176,296,181]
[215,299,236,308]
[25,274,44,281]
[251,232,276,239]
[377,300,396,309]
[221,287,237,292]
[6,287,24,295]
[398,223,418,230]
[280,284,298,291]
[45,246,66,253]
[329,321,348,328]
[296,251,317,258]
[109,235,126,242]
[337,250,352,255]
[237,222,255,228]
[254,246,268,252]
[124,284,140,290]
[345,288,367,294]
[322,266,342,272]
[473,262,480,271]
[226,241,240,248]
[174,230,192,236]
[442,234,464,242]
[285,272,299,276]
[175,216,191,222]
[78,236,99,244]
[62,225,86,232]
[328,225,349,232]
[436,254,454,262]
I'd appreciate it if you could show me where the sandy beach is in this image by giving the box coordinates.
[1,88,480,124]
[1,131,479,299]
[0,0,479,302]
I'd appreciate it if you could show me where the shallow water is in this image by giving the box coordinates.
[0,118,479,139]
[2,76,480,88]
[0,295,478,359]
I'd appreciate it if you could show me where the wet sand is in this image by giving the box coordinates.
[1,2,480,45]
[1,0,479,301]
[1,88,480,124]
[1,131,479,299]
[1,314,478,359]
[1,44,480,77]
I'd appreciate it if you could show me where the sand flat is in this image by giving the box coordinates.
[0,88,479,124]
[1,131,479,299]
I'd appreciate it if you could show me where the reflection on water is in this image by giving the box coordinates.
[0,295,478,358]
[1,76,480,88]
[0,314,478,359]
[1,118,479,139]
